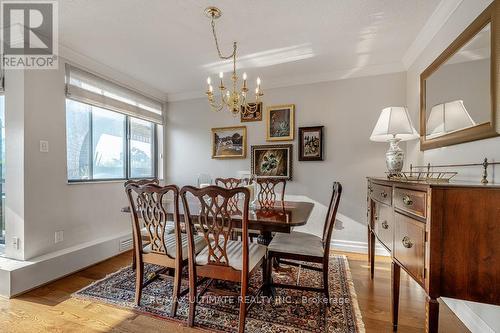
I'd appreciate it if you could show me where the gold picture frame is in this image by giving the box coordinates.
[266,104,295,141]
[211,126,247,159]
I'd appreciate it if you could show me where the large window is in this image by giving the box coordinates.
[66,99,158,181]
[65,64,163,182]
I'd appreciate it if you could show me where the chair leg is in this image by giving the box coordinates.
[171,262,182,317]
[131,245,136,270]
[238,282,248,333]
[134,260,144,306]
[188,266,197,327]
[323,263,330,307]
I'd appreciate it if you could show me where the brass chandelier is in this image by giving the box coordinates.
[204,7,263,116]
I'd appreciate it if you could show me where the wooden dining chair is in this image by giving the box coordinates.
[124,179,176,270]
[180,185,267,333]
[266,182,342,306]
[255,178,286,209]
[125,183,207,316]
[215,177,260,242]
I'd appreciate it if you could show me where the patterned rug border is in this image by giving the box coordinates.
[72,254,365,333]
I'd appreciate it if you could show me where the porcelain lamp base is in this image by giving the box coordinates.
[386,138,404,176]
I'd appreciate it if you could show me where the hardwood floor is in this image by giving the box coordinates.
[0,251,470,333]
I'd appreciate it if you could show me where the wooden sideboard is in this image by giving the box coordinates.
[367,177,500,333]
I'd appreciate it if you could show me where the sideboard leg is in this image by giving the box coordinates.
[425,297,439,333]
[369,230,375,279]
[391,261,400,331]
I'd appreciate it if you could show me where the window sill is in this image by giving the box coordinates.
[67,178,164,185]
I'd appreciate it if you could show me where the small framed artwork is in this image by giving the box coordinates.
[251,144,293,180]
[211,126,247,159]
[299,126,324,161]
[240,102,262,122]
[266,104,295,141]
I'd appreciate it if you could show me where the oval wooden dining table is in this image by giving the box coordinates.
[122,200,314,245]
[122,200,314,296]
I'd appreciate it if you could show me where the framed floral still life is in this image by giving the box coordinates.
[240,102,262,122]
[299,126,324,161]
[251,144,293,180]
[211,126,247,159]
[267,104,295,141]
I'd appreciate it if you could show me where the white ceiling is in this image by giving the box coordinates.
[59,0,442,100]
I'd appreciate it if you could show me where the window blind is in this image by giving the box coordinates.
[65,64,163,124]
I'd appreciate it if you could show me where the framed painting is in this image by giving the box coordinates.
[251,144,293,180]
[299,126,324,161]
[211,126,247,159]
[266,104,295,141]
[240,102,262,122]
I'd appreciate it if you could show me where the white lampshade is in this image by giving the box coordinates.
[370,107,419,142]
[426,100,475,136]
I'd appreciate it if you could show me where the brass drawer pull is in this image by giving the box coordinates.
[402,236,413,248]
[380,191,388,198]
[381,221,389,229]
[402,195,413,206]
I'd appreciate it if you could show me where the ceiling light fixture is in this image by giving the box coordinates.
[204,6,263,116]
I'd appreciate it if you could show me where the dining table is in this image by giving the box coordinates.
[122,199,315,296]
[122,199,314,246]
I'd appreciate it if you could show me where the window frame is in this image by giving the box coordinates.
[66,98,159,183]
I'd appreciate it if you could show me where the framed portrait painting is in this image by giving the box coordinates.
[211,126,247,159]
[251,144,293,180]
[266,104,295,141]
[240,102,262,122]
[299,126,324,161]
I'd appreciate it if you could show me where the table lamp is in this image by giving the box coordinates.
[370,106,419,175]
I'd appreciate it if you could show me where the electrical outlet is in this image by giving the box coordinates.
[40,140,49,153]
[12,237,19,249]
[54,230,64,243]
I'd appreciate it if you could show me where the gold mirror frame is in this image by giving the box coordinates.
[420,0,499,151]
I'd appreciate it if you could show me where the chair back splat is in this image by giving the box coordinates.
[255,178,286,209]
[180,185,250,270]
[125,184,181,257]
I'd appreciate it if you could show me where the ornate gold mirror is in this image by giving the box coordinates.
[420,0,499,150]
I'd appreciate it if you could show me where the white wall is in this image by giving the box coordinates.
[406,0,500,331]
[166,72,406,248]
[4,58,163,261]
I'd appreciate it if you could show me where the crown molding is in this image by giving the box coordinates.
[402,0,465,69]
[167,61,406,102]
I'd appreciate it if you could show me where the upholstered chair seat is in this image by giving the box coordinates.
[195,240,266,271]
[143,233,206,260]
[268,231,324,258]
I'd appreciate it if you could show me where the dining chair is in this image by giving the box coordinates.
[124,179,176,270]
[125,183,207,316]
[180,185,267,333]
[215,177,260,242]
[266,182,342,306]
[255,178,286,209]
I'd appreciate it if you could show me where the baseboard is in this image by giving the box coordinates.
[331,239,389,256]
[0,231,132,298]
[442,298,496,333]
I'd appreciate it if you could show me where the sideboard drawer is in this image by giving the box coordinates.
[394,213,425,284]
[370,183,392,205]
[374,202,393,251]
[394,188,427,219]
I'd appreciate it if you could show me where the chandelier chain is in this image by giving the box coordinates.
[210,18,236,60]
